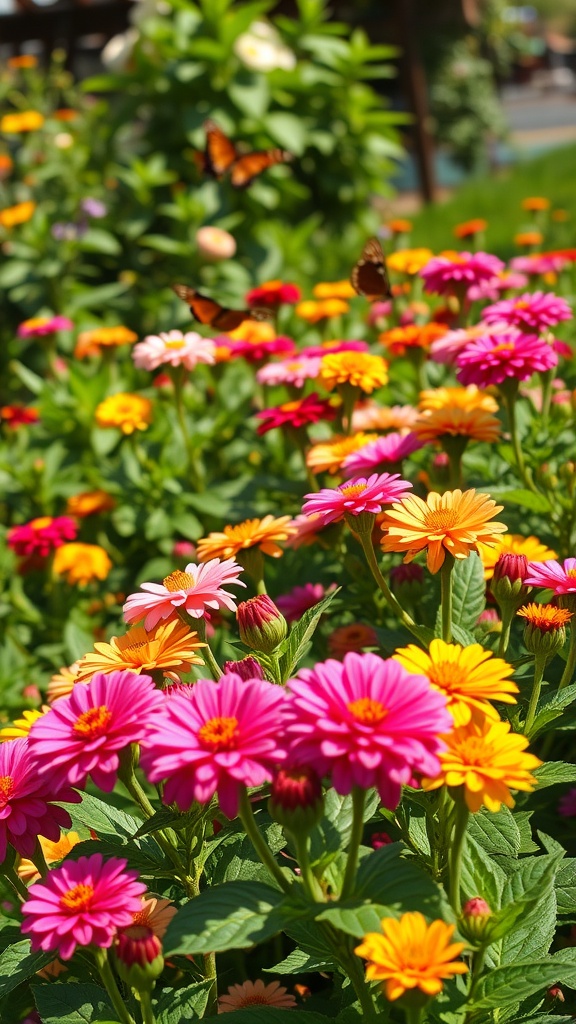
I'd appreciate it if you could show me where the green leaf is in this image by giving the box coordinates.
[532,683,576,737]
[203,814,287,886]
[533,761,576,789]
[555,858,576,914]
[498,853,561,960]
[264,948,335,973]
[64,793,165,869]
[0,941,54,997]
[132,806,184,838]
[470,959,576,1009]
[492,489,552,514]
[202,1011,331,1023]
[78,228,121,255]
[451,553,486,631]
[278,587,340,680]
[33,982,115,1023]
[316,900,391,938]
[460,835,507,910]
[467,806,521,857]
[354,842,445,916]
[264,112,307,154]
[154,981,213,1023]
[309,788,380,871]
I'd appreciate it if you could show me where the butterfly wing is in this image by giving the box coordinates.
[351,237,391,300]
[203,119,239,178]
[172,284,263,332]
[230,148,292,189]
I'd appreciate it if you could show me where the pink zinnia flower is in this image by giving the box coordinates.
[219,335,295,363]
[256,393,336,435]
[482,292,572,333]
[8,516,77,558]
[284,513,326,549]
[256,356,322,388]
[558,788,576,818]
[421,251,504,296]
[18,315,73,338]
[456,329,557,388]
[123,558,245,629]
[132,330,216,371]
[467,271,529,302]
[21,853,146,960]
[276,582,332,623]
[510,254,568,275]
[525,557,576,594]
[28,670,166,792]
[140,674,287,817]
[430,322,508,365]
[285,652,451,807]
[302,473,412,526]
[0,738,79,862]
[246,281,301,307]
[342,432,423,475]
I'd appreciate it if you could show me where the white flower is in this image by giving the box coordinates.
[234,21,296,73]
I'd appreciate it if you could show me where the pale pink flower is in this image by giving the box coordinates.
[351,401,419,432]
[132,330,216,371]
[284,514,326,549]
[342,432,423,475]
[482,292,572,333]
[276,582,333,623]
[123,558,246,629]
[456,329,557,388]
[28,670,166,792]
[525,557,576,594]
[302,473,412,526]
[285,652,451,808]
[510,254,568,275]
[21,853,145,960]
[140,674,287,817]
[256,356,322,388]
[219,980,296,1012]
[421,251,504,296]
[467,271,529,302]
[196,226,236,261]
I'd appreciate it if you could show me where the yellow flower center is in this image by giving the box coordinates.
[31,516,53,530]
[73,705,112,739]
[428,662,462,692]
[280,400,302,413]
[567,569,576,578]
[165,339,185,350]
[340,483,368,499]
[0,776,14,805]
[163,570,194,592]
[455,737,489,765]
[347,697,387,725]
[60,883,95,912]
[198,715,240,751]
[425,508,459,531]
[491,343,515,355]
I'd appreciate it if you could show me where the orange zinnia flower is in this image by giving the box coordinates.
[0,154,13,179]
[47,661,81,703]
[387,219,413,234]
[328,623,378,659]
[515,231,543,247]
[380,488,507,573]
[53,542,112,585]
[66,490,116,518]
[313,280,356,300]
[418,385,498,413]
[387,248,434,275]
[355,912,468,1002]
[132,896,177,938]
[517,603,572,633]
[413,406,501,444]
[0,201,36,228]
[53,108,78,122]
[75,620,205,681]
[522,196,550,212]
[226,320,275,343]
[196,515,296,562]
[306,432,378,474]
[351,401,419,433]
[296,298,349,322]
[319,351,388,395]
[379,322,447,356]
[75,325,138,358]
[8,55,38,69]
[18,832,82,883]
[95,393,152,434]
[0,708,48,742]
[453,218,487,239]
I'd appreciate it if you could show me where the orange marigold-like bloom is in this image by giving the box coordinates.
[75,326,138,358]
[422,717,541,812]
[388,219,413,234]
[517,603,572,632]
[522,196,550,212]
[478,533,557,580]
[226,320,276,343]
[0,110,44,132]
[18,832,82,883]
[196,515,296,562]
[515,231,543,247]
[66,490,116,518]
[47,662,81,703]
[53,108,78,122]
[53,543,112,586]
[351,401,419,433]
[319,352,388,394]
[0,201,35,228]
[387,248,434,275]
[381,488,507,573]
[7,55,38,69]
[0,154,13,179]
[418,385,498,413]
[218,980,296,1013]
[413,405,501,444]
[453,218,487,239]
[328,623,378,659]
[313,280,356,300]
[355,912,468,1002]
[295,298,350,322]
[95,393,152,434]
[552,209,569,222]
[75,619,205,681]
[132,896,177,938]
[306,432,378,474]
[379,322,447,356]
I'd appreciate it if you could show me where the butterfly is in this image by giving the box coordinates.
[194,119,292,189]
[350,237,391,301]
[173,284,273,332]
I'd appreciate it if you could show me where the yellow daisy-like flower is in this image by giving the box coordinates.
[196,515,296,562]
[53,543,112,586]
[295,298,350,323]
[422,716,541,812]
[0,110,44,132]
[355,912,468,1002]
[477,533,557,580]
[393,639,517,726]
[413,406,501,444]
[517,603,572,632]
[306,432,379,475]
[66,490,116,518]
[313,280,356,300]
[75,619,205,682]
[418,386,498,414]
[319,352,388,395]
[381,488,507,574]
[226,320,276,343]
[0,201,36,228]
[0,707,49,742]
[47,661,81,703]
[18,832,82,883]
[387,248,434,275]
[95,393,153,434]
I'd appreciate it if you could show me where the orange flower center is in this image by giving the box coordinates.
[73,705,112,739]
[239,995,271,1006]
[567,569,576,578]
[491,343,515,355]
[0,776,14,805]
[163,570,194,591]
[280,400,302,413]
[31,516,53,530]
[347,697,387,725]
[198,715,239,751]
[425,508,458,531]
[340,483,368,499]
[454,737,489,766]
[428,662,462,692]
[515,301,530,310]
[60,883,95,912]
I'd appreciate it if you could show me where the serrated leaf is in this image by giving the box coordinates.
[533,761,576,789]
[467,806,521,857]
[531,683,576,737]
[309,789,380,870]
[316,900,389,938]
[203,814,287,886]
[0,941,54,997]
[498,853,561,958]
[132,806,184,838]
[278,588,340,680]
[555,859,576,914]
[33,982,115,1023]
[264,948,335,974]
[460,834,507,911]
[154,981,213,1023]
[471,960,576,1009]
[451,553,486,630]
[355,842,444,915]
[64,793,165,869]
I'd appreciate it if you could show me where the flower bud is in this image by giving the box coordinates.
[196,226,236,261]
[268,766,324,834]
[491,554,531,606]
[237,595,287,654]
[115,925,164,992]
[459,896,492,945]
[546,985,564,1003]
[390,563,424,605]
[222,656,265,681]
[517,603,571,660]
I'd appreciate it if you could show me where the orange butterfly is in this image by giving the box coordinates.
[173,284,273,332]
[351,237,391,301]
[194,119,292,189]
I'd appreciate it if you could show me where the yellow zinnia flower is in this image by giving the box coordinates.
[18,832,82,883]
[66,490,116,518]
[47,661,81,703]
[306,432,378,475]
[393,639,517,726]
[413,406,501,444]
[387,248,434,275]
[95,393,153,434]
[197,515,296,562]
[226,321,275,343]
[53,543,112,586]
[75,620,205,681]
[0,110,44,132]
[478,533,557,580]
[0,707,48,742]
[422,717,541,812]
[0,201,36,228]
[295,299,349,322]
[418,386,498,414]
[312,280,356,300]
[381,488,507,574]
[319,352,388,395]
[355,912,468,1002]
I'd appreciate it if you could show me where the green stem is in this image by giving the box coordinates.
[405,1007,425,1024]
[497,603,515,657]
[139,990,157,1024]
[448,800,469,914]
[501,387,538,494]
[540,367,553,429]
[32,838,50,878]
[120,764,190,881]
[291,831,325,902]
[340,787,366,901]
[94,948,136,1024]
[203,948,219,1017]
[524,652,547,735]
[1,864,29,901]
[238,788,292,894]
[358,533,420,639]
[194,617,222,679]
[440,554,455,643]
[172,368,203,492]
[559,624,576,690]
[342,942,380,1022]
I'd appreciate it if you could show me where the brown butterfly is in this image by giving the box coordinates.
[173,284,273,332]
[351,237,391,301]
[195,119,292,190]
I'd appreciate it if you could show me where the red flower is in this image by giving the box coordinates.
[256,393,336,435]
[1,405,39,428]
[246,280,301,307]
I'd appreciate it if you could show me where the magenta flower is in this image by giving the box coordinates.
[342,432,423,475]
[140,674,287,817]
[28,670,166,792]
[525,557,576,594]
[132,330,216,371]
[456,329,558,388]
[219,335,295,363]
[285,652,451,808]
[430,323,509,365]
[467,271,529,302]
[123,558,246,629]
[276,582,332,623]
[256,393,336,435]
[8,516,77,558]
[302,473,412,526]
[421,251,504,296]
[18,315,73,338]
[510,254,568,275]
[256,356,322,388]
[482,292,572,333]
[21,853,146,960]
[0,739,79,862]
